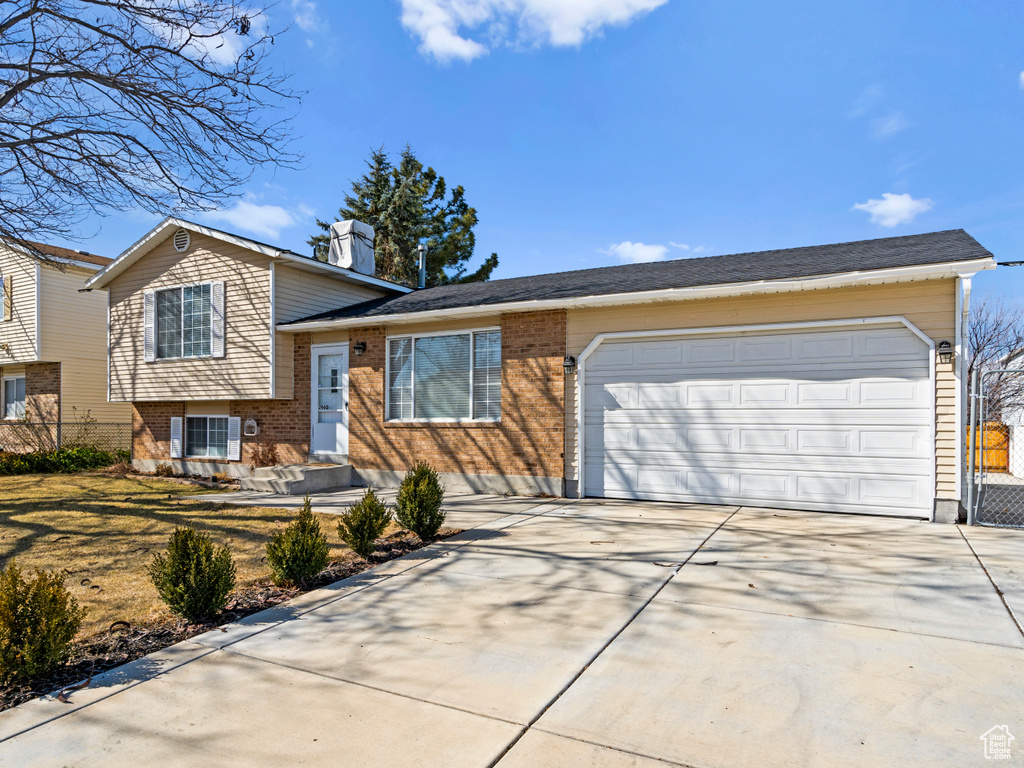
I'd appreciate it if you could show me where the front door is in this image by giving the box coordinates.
[311,344,349,459]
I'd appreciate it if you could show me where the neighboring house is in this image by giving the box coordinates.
[0,241,131,452]
[999,349,1023,476]
[88,222,996,523]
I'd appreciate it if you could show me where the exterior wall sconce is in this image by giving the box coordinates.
[937,340,953,365]
[563,355,577,375]
[353,341,367,357]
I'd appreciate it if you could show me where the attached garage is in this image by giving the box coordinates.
[580,320,935,517]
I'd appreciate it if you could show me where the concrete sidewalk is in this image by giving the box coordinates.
[1,499,1022,767]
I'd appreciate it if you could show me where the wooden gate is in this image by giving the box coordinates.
[967,422,1010,473]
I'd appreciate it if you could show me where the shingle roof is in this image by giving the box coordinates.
[19,240,111,267]
[283,229,992,325]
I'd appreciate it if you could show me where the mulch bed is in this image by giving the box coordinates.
[0,528,461,713]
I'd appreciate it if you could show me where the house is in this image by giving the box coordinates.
[87,221,996,523]
[0,241,131,451]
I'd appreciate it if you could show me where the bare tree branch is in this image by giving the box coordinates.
[968,297,1024,421]
[0,0,301,258]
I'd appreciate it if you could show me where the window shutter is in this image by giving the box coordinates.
[1,275,11,322]
[169,417,183,459]
[226,417,241,461]
[143,290,156,362]
[211,281,225,358]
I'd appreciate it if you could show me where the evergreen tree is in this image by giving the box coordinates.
[309,146,498,287]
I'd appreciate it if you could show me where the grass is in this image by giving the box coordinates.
[0,473,377,637]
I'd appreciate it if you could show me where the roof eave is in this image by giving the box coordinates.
[277,257,996,333]
[85,217,411,294]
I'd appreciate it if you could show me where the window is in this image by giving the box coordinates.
[2,377,25,419]
[185,416,229,458]
[387,330,501,421]
[156,284,211,359]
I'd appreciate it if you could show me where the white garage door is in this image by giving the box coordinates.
[582,323,933,517]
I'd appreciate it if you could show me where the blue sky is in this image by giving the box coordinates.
[73,0,1024,301]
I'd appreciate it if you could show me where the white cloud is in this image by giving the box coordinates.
[399,0,668,63]
[870,111,909,139]
[848,84,883,118]
[1019,71,1024,89]
[669,241,690,250]
[852,192,934,228]
[604,241,669,263]
[150,14,267,67]
[202,200,306,240]
[292,0,320,33]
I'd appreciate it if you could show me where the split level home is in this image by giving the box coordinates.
[85,219,996,523]
[0,241,131,452]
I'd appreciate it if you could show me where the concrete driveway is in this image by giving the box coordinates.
[1,497,1022,767]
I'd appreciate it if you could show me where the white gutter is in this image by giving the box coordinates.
[277,258,996,333]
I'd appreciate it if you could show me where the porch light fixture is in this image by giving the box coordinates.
[353,341,367,357]
[563,355,577,375]
[937,340,953,365]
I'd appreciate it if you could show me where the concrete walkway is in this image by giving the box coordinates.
[1,498,1023,767]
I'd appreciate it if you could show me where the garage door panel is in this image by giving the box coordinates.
[587,378,930,413]
[583,324,933,517]
[585,450,932,477]
[585,461,930,517]
[586,424,932,460]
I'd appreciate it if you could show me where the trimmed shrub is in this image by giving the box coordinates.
[395,462,446,541]
[337,489,392,559]
[0,561,84,685]
[0,446,126,476]
[148,528,236,622]
[266,496,330,586]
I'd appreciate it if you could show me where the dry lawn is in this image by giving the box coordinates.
[0,473,366,637]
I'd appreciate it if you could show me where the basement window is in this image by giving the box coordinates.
[2,376,25,420]
[185,416,228,458]
[387,329,501,422]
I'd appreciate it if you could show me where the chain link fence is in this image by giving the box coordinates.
[0,422,132,455]
[970,369,1024,528]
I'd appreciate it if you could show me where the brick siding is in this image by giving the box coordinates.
[349,310,567,479]
[132,312,568,482]
[0,362,61,451]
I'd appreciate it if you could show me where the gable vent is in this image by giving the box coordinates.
[173,229,190,253]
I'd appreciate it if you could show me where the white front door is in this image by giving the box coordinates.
[311,344,349,458]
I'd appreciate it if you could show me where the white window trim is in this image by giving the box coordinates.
[385,326,502,423]
[1,375,26,421]
[154,281,215,361]
[184,414,230,459]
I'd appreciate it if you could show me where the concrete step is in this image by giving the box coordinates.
[252,463,347,480]
[241,464,352,495]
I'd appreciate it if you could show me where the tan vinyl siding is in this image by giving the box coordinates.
[274,265,386,399]
[38,265,130,422]
[565,278,958,498]
[108,231,272,401]
[273,264,383,323]
[0,247,38,363]
[275,332,295,399]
